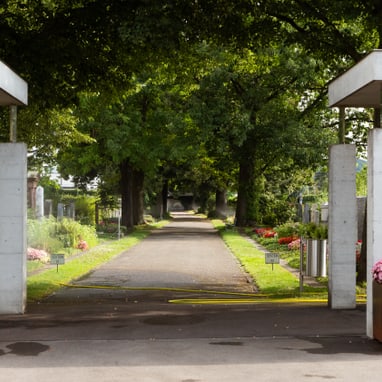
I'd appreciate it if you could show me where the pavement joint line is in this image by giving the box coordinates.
[0,334,369,344]
[59,283,263,297]
[59,283,367,304]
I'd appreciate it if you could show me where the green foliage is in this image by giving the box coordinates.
[274,222,301,239]
[27,216,60,253]
[2,1,377,229]
[258,193,296,226]
[74,195,96,225]
[58,193,98,226]
[300,222,328,240]
[56,218,98,248]
[356,165,367,196]
[38,176,62,201]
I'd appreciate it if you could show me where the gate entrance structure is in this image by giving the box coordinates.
[328,50,382,339]
[0,61,28,313]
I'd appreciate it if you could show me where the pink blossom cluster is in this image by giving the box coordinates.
[288,238,301,251]
[372,259,382,284]
[27,247,49,262]
[77,240,88,251]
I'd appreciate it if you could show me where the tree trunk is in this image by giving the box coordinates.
[132,167,145,225]
[357,200,367,283]
[162,180,168,216]
[119,159,133,229]
[235,159,255,226]
[198,183,210,214]
[215,189,227,218]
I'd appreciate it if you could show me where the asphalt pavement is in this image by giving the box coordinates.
[0,212,380,382]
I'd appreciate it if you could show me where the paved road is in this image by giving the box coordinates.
[49,212,255,303]
[0,212,380,382]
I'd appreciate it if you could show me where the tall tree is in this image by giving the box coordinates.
[190,44,336,225]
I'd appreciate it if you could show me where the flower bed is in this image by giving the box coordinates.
[27,247,49,263]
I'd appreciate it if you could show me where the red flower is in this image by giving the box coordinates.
[278,236,298,245]
[254,228,276,238]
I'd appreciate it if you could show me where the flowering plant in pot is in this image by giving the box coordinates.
[372,259,382,284]
[300,222,328,240]
[372,259,382,342]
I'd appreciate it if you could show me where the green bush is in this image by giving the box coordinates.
[258,193,296,226]
[60,194,97,226]
[27,216,59,252]
[274,222,301,238]
[74,195,97,225]
[56,218,98,248]
[300,222,328,239]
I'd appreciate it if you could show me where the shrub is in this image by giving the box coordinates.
[56,218,98,248]
[73,195,97,225]
[27,216,98,255]
[59,194,97,226]
[300,222,328,239]
[27,216,59,252]
[274,222,301,239]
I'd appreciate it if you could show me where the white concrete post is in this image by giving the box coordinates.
[367,128,382,337]
[328,144,357,309]
[36,185,44,220]
[0,143,27,313]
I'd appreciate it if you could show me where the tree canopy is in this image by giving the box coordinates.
[0,1,380,226]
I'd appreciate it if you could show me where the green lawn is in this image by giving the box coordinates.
[212,220,328,300]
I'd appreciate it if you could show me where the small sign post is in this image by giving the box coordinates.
[265,252,280,271]
[50,254,65,272]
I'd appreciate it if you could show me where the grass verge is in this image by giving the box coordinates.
[212,220,328,300]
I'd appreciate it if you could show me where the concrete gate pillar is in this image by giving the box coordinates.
[0,60,28,314]
[367,128,382,337]
[328,144,357,309]
[0,144,27,313]
[328,50,382,338]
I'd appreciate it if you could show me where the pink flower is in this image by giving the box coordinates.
[288,239,301,250]
[27,247,49,262]
[77,240,88,251]
[372,259,382,284]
